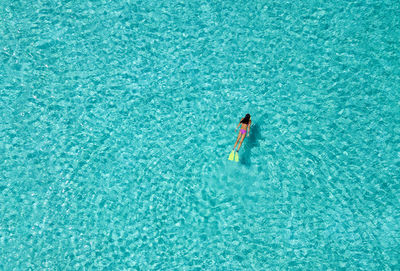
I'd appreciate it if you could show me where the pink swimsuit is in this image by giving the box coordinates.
[240,129,246,134]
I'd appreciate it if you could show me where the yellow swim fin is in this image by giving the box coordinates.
[228,150,235,161]
[234,151,239,162]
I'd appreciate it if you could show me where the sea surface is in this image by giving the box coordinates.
[1,0,399,269]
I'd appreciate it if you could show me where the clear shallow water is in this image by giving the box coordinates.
[1,0,400,269]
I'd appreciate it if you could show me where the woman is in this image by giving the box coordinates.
[229,114,251,161]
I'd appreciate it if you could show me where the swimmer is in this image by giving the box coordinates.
[229,114,251,161]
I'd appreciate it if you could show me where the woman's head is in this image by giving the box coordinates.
[241,113,251,124]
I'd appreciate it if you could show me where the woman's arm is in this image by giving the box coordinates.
[235,119,243,131]
[247,120,251,136]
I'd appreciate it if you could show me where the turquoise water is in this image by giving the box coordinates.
[1,0,400,269]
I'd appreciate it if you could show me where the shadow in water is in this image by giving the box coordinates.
[240,123,262,167]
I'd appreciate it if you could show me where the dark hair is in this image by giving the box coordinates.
[240,114,251,124]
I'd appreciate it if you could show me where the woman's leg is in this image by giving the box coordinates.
[233,132,241,150]
[237,134,246,151]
